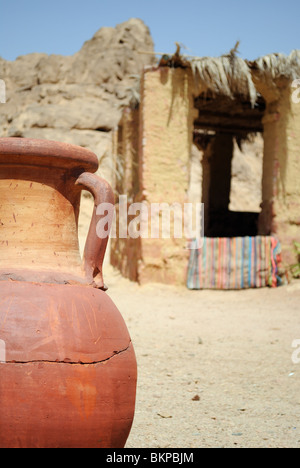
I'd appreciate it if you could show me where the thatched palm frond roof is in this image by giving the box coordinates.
[190,55,258,106]
[136,48,300,107]
[247,50,300,102]
[250,50,300,81]
[190,50,300,106]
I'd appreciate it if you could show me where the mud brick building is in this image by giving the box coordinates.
[111,50,300,287]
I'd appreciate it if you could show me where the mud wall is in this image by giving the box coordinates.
[274,89,300,265]
[137,67,196,284]
[110,107,141,281]
[259,86,300,267]
[111,67,196,284]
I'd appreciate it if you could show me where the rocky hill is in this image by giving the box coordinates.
[0,18,156,254]
[0,18,155,184]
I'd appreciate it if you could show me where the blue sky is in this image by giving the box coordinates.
[1,0,299,61]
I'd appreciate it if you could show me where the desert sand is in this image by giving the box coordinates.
[104,265,300,449]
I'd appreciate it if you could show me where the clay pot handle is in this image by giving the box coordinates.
[75,172,115,290]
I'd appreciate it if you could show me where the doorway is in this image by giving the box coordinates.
[193,92,266,238]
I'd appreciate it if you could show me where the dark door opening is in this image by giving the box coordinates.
[193,93,266,238]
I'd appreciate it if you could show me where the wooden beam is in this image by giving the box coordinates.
[194,122,263,134]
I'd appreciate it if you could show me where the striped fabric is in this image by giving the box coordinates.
[187,236,282,290]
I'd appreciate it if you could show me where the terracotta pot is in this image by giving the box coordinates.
[0,138,137,448]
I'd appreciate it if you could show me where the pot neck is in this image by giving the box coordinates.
[0,164,84,281]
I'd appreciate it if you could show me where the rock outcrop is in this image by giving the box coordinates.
[0,18,155,254]
[0,18,155,184]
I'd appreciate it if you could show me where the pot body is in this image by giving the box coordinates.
[0,138,137,448]
[0,281,137,449]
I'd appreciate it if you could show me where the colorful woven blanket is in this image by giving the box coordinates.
[187,236,282,290]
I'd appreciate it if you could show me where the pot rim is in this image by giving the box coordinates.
[0,137,99,172]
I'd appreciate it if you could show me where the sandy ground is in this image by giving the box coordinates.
[79,197,300,448]
[104,265,300,449]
